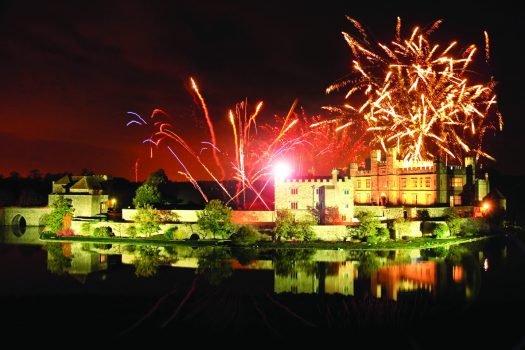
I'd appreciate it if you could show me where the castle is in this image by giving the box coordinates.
[275,148,490,222]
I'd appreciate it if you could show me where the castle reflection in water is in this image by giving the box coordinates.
[0,226,484,303]
[47,243,481,303]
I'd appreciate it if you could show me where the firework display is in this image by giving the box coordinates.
[326,17,502,164]
[127,79,309,209]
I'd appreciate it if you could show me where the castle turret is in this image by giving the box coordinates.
[332,169,338,182]
[464,156,476,180]
[349,163,358,177]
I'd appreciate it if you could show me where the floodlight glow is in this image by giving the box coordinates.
[274,162,291,179]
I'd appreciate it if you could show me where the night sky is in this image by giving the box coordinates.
[1,0,523,180]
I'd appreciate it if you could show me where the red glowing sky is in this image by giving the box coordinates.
[0,0,523,180]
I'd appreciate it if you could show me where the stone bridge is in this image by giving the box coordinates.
[0,207,51,227]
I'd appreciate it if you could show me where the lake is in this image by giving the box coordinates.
[1,225,524,347]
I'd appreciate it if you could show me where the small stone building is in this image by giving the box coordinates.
[49,175,109,217]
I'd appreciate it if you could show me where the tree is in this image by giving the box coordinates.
[444,208,462,235]
[80,168,95,176]
[274,209,316,241]
[355,211,382,239]
[197,200,235,239]
[45,196,75,233]
[28,169,42,180]
[133,183,161,208]
[146,169,168,188]
[19,188,45,206]
[133,205,176,237]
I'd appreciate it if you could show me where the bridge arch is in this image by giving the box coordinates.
[11,214,27,236]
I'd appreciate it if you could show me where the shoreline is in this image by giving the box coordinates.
[40,233,494,250]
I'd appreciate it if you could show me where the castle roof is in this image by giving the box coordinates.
[55,175,82,185]
[70,176,102,191]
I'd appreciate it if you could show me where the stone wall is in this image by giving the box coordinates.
[232,211,275,224]
[312,225,348,241]
[122,209,275,224]
[70,220,202,239]
[49,194,108,217]
[354,206,404,219]
[122,209,200,222]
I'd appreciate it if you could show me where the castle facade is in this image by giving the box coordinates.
[275,148,490,222]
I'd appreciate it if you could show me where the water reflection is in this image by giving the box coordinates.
[1,226,521,343]
[0,226,487,304]
[33,242,481,304]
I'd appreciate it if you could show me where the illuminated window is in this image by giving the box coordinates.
[401,178,407,188]
[357,180,362,188]
[366,193,371,203]
[291,202,298,209]
[341,215,347,221]
[425,177,431,187]
[366,179,371,188]
[315,188,319,195]
[450,177,463,187]
[420,178,423,187]
[426,193,432,204]
[291,188,298,195]
[454,196,461,205]
[412,194,417,204]
[344,189,350,195]
[412,178,418,187]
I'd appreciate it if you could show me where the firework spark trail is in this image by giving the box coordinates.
[167,146,209,202]
[127,111,148,125]
[127,78,325,208]
[326,17,502,163]
[190,78,225,179]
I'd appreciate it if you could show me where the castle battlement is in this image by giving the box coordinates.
[283,177,350,183]
[399,165,436,173]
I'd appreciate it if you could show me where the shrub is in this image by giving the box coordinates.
[345,226,360,240]
[80,222,92,235]
[57,229,75,236]
[126,225,138,238]
[230,225,261,246]
[377,226,390,242]
[366,235,379,244]
[93,226,113,238]
[163,226,184,240]
[432,222,449,238]
[460,218,490,236]
[417,209,430,221]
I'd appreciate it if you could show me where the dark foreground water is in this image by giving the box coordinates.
[1,226,524,348]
